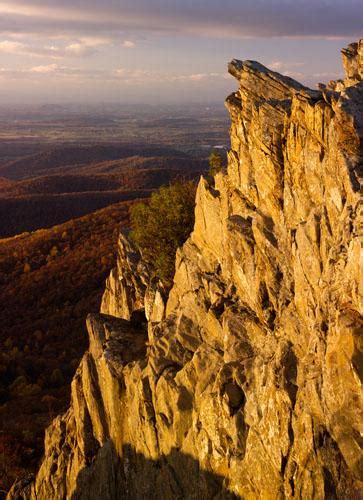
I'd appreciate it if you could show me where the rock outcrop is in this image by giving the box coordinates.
[100,233,148,320]
[8,41,362,499]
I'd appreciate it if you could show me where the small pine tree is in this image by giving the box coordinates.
[129,181,196,286]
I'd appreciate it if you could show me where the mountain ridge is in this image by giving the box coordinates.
[8,40,363,499]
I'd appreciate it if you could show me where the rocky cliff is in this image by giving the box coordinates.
[9,41,362,499]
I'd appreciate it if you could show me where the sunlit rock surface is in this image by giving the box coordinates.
[8,41,362,500]
[100,233,148,320]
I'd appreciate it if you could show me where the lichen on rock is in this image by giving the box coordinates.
[8,40,363,500]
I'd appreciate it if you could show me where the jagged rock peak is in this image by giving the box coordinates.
[341,39,363,81]
[100,233,148,320]
[228,58,318,98]
[8,40,363,500]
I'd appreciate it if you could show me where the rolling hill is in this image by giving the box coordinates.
[0,146,207,238]
[0,144,201,180]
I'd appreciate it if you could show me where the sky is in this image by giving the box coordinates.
[0,0,361,104]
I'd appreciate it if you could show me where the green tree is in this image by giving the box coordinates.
[129,181,196,285]
[208,151,224,178]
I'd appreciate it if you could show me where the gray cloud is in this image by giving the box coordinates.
[0,0,361,39]
[0,1,358,104]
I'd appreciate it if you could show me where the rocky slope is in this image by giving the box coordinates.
[8,41,362,499]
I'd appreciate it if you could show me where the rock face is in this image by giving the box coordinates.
[100,233,148,320]
[8,42,363,499]
[341,40,363,83]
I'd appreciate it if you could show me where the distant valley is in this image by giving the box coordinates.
[0,104,228,238]
[0,144,207,237]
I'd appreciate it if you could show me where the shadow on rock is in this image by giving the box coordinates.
[71,441,240,500]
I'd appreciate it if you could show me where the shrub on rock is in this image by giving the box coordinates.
[129,181,196,286]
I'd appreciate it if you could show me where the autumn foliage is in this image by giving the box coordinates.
[0,200,134,491]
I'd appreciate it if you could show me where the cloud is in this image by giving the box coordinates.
[0,0,361,40]
[65,43,92,56]
[65,36,112,55]
[0,0,355,103]
[0,34,112,59]
[7,61,334,87]
[0,40,24,53]
[113,68,231,85]
[114,68,164,84]
[0,38,63,57]
[311,71,342,80]
[0,63,338,89]
[268,61,305,70]
[176,72,230,82]
[0,63,230,87]
[30,62,58,73]
[121,40,135,48]
[188,73,208,81]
